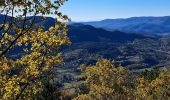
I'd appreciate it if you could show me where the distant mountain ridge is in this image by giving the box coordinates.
[0,14,155,43]
[80,16,170,35]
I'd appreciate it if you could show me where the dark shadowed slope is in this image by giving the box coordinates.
[68,23,153,43]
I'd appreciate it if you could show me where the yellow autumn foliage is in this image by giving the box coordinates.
[0,0,70,99]
[74,59,170,100]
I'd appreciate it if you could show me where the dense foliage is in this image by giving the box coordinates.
[0,0,70,99]
[74,59,170,100]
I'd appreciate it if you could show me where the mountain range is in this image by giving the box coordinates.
[1,14,170,70]
[80,16,170,35]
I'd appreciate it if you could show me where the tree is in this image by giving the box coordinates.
[74,59,134,100]
[135,68,170,100]
[0,0,70,99]
[74,59,170,100]
[141,67,160,81]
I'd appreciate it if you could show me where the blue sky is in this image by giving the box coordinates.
[59,0,170,21]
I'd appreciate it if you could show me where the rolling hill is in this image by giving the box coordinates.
[81,16,170,35]
[68,23,152,43]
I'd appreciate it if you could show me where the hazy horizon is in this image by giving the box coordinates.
[72,15,170,22]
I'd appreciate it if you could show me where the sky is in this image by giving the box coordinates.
[59,0,170,22]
